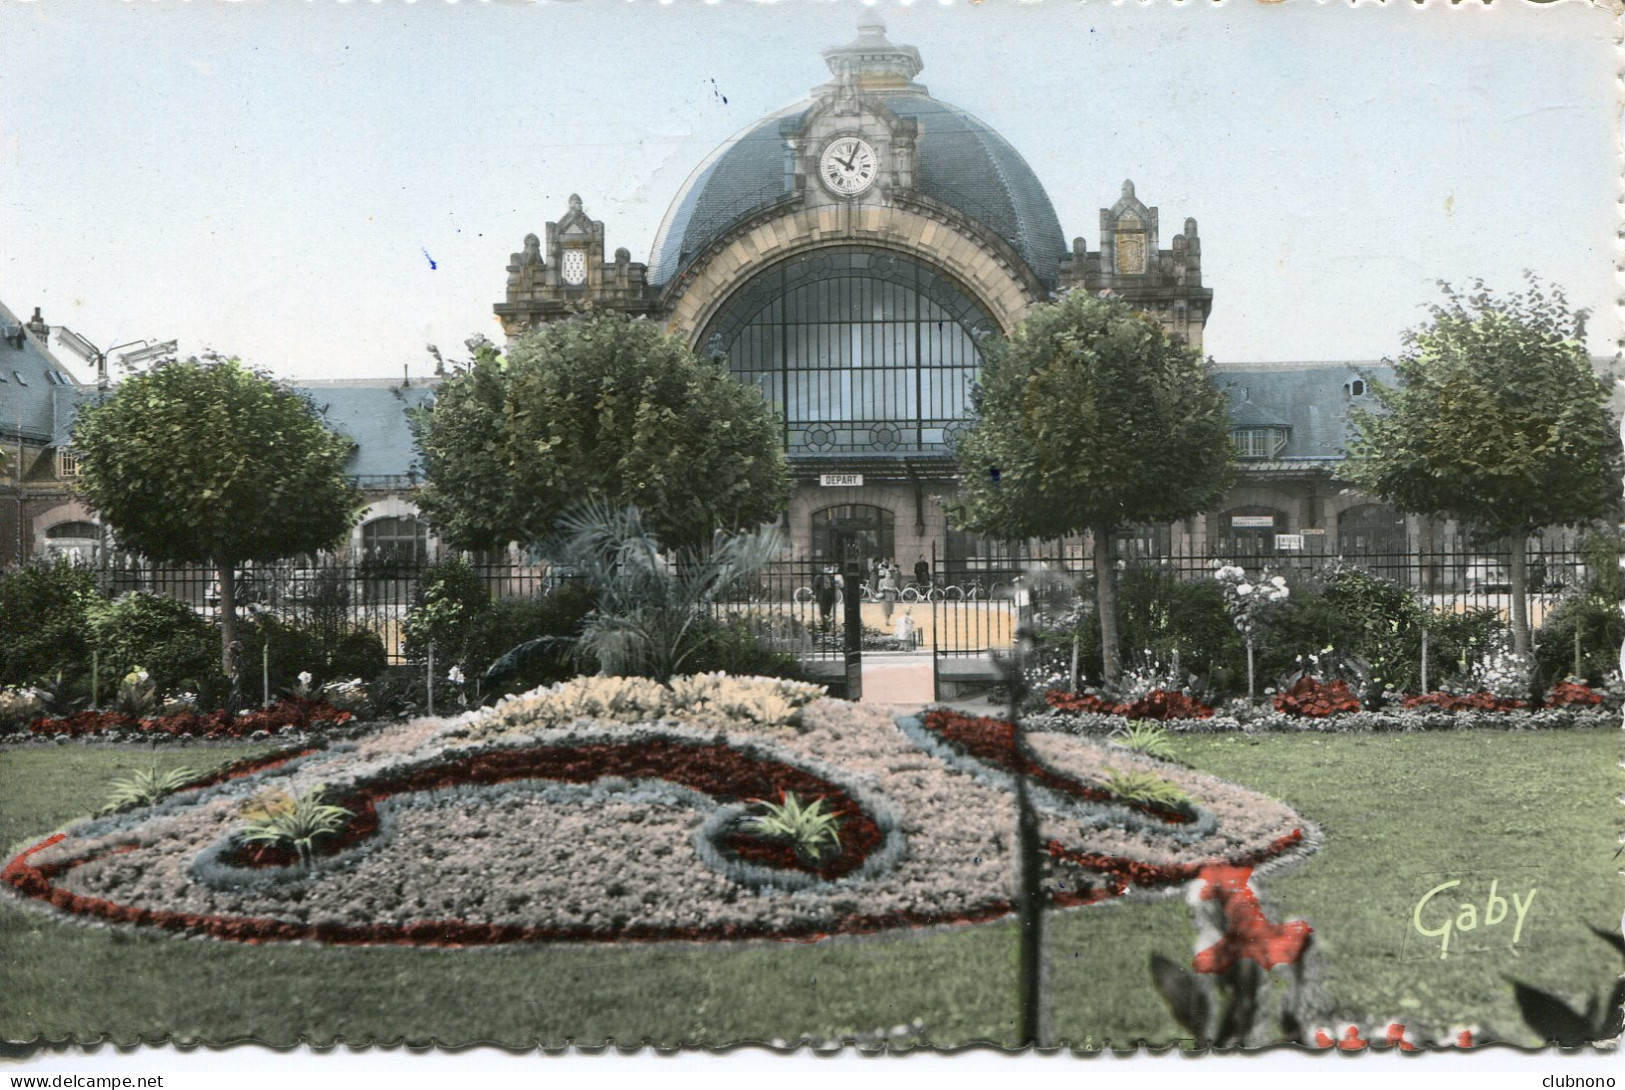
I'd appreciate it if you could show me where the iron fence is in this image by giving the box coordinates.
[14,543,1605,669]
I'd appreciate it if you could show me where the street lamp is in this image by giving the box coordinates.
[49,327,176,390]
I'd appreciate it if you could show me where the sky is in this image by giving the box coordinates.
[0,0,1618,384]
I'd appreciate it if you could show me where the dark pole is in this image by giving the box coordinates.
[843,560,863,702]
[999,627,1048,1047]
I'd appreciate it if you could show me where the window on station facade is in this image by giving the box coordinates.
[1110,523,1172,564]
[361,515,429,565]
[1337,503,1405,557]
[810,505,895,570]
[701,248,995,456]
[1231,427,1289,460]
[1216,507,1287,559]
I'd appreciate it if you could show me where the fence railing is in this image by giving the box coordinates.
[18,545,1603,667]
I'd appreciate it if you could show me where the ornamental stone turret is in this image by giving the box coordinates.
[494,194,655,342]
[1057,180,1213,350]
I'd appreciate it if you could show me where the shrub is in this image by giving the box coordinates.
[402,557,491,666]
[1069,570,1245,695]
[0,559,96,687]
[463,583,595,694]
[1425,608,1508,687]
[87,592,216,697]
[682,617,805,681]
[234,613,387,697]
[1535,592,1625,686]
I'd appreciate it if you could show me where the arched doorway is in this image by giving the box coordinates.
[811,505,895,572]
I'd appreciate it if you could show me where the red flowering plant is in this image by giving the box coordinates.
[1546,679,1603,708]
[1150,864,1318,1047]
[1273,675,1361,718]
[1044,649,1215,721]
[27,697,353,739]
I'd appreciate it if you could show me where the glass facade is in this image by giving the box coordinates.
[701,248,996,456]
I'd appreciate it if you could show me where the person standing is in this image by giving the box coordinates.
[814,566,838,629]
[878,560,899,623]
[914,554,931,590]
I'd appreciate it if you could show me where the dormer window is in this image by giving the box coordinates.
[1232,427,1289,460]
[56,449,83,478]
[1345,379,1366,397]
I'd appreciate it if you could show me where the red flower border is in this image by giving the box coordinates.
[20,698,353,739]
[1045,689,1215,721]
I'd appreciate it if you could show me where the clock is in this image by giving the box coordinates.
[819,136,878,197]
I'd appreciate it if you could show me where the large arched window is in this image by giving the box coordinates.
[701,248,996,456]
[361,515,429,565]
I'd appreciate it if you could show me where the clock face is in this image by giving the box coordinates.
[819,137,878,197]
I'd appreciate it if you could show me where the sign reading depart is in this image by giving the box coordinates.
[820,474,863,487]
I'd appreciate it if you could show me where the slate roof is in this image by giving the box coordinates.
[304,384,436,480]
[1211,362,1396,461]
[34,367,434,482]
[647,92,1068,290]
[0,300,92,445]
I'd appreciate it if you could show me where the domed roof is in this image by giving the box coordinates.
[648,28,1067,290]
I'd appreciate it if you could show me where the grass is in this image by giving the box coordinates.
[0,728,1619,1049]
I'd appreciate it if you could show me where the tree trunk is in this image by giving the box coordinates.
[216,555,238,679]
[1093,528,1121,686]
[1508,533,1530,657]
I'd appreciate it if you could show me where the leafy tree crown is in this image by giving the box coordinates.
[1344,275,1619,538]
[70,355,361,564]
[955,289,1235,539]
[413,312,789,550]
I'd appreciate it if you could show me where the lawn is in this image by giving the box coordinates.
[1,727,1618,1049]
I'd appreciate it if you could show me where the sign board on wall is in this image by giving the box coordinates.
[1275,534,1305,551]
[820,474,863,487]
[1231,515,1275,528]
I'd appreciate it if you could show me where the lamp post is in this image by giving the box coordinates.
[48,327,176,390]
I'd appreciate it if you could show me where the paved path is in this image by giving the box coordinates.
[858,651,935,705]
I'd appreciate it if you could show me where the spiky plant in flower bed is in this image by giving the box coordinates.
[1113,722,1177,761]
[97,764,200,814]
[743,791,843,862]
[1101,768,1191,809]
[237,784,352,867]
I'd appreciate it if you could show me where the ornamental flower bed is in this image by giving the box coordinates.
[2,677,1312,947]
[1045,689,1214,721]
[1401,691,1527,714]
[1273,677,1361,718]
[16,697,355,739]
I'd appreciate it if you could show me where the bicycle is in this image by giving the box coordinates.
[899,580,945,603]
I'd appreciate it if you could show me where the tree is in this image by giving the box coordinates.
[955,290,1235,684]
[70,355,361,678]
[413,313,789,551]
[1344,276,1619,656]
